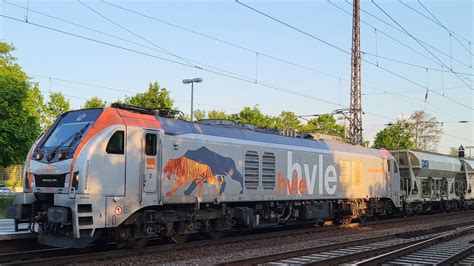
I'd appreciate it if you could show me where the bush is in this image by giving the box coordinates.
[0,196,13,219]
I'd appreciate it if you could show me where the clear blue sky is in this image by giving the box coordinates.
[1,0,472,153]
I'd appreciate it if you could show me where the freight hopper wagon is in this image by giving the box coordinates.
[392,150,462,214]
[8,104,401,249]
[456,158,474,208]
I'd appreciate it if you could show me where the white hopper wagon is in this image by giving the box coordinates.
[391,150,462,214]
[457,158,474,207]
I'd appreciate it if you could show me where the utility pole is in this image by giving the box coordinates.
[349,0,363,146]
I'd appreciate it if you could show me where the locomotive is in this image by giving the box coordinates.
[7,104,473,248]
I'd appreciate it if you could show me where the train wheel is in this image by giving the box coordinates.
[336,217,353,225]
[167,234,190,244]
[115,241,129,249]
[207,230,225,240]
[130,238,149,249]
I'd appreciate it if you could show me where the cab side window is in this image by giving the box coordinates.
[106,131,124,154]
[145,134,157,156]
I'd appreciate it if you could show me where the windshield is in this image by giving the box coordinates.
[43,122,90,148]
[40,109,103,149]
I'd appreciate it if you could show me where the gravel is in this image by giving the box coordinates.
[87,212,474,265]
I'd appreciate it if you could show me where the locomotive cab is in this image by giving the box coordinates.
[8,107,164,247]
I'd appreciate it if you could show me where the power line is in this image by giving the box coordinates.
[235,1,473,110]
[363,85,469,95]
[78,0,194,67]
[2,6,464,123]
[4,4,469,144]
[101,0,349,82]
[31,74,246,112]
[4,2,360,111]
[40,89,89,100]
[3,13,363,112]
[362,51,473,77]
[400,0,472,56]
[328,0,473,78]
[4,14,356,112]
[371,0,473,91]
[29,55,472,142]
[344,0,472,70]
[6,0,446,116]
[76,1,272,90]
[2,1,174,58]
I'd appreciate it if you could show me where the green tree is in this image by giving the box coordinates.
[208,110,229,120]
[0,42,40,167]
[301,114,346,139]
[45,92,71,128]
[449,147,459,157]
[233,105,272,128]
[83,96,106,108]
[125,81,173,110]
[276,111,301,131]
[193,109,207,121]
[25,83,48,131]
[373,122,414,150]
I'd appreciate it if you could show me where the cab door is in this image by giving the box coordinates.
[143,131,158,193]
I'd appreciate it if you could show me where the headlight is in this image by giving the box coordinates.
[58,150,68,160]
[34,151,43,160]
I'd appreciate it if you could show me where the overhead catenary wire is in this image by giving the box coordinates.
[233,1,459,121]
[7,0,468,121]
[400,0,473,57]
[31,74,245,112]
[2,8,466,145]
[363,85,469,95]
[235,0,473,111]
[371,0,473,90]
[327,0,473,78]
[1,13,365,115]
[2,1,359,111]
[103,0,463,104]
[101,0,352,83]
[344,0,472,70]
[361,51,474,77]
[3,3,467,126]
[77,0,195,67]
[81,2,358,109]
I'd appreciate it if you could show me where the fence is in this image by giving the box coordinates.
[0,165,24,186]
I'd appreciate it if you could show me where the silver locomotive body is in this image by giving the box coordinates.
[9,105,405,248]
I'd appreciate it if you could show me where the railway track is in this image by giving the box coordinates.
[220,221,474,265]
[2,211,474,265]
[0,222,360,265]
[354,226,474,265]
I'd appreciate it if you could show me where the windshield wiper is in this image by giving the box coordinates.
[68,123,91,148]
[48,123,90,161]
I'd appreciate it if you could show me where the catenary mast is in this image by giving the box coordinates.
[349,0,363,145]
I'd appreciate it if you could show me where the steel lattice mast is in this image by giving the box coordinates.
[349,0,363,146]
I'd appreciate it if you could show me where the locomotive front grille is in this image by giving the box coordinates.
[34,174,67,187]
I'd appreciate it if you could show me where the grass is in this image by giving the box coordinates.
[0,196,13,219]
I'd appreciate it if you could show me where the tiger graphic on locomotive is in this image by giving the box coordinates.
[7,103,474,248]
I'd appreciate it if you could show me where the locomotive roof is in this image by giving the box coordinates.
[460,158,474,172]
[392,150,461,172]
[157,117,393,159]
